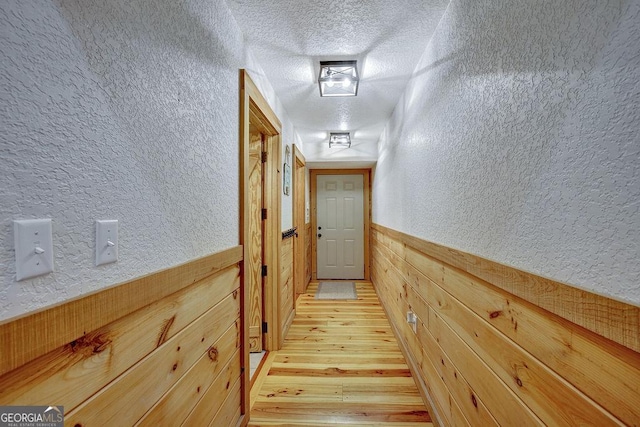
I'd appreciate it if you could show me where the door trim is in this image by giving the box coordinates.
[293,145,307,298]
[239,70,282,418]
[310,169,370,282]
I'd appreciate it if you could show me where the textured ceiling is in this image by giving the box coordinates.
[226,0,450,164]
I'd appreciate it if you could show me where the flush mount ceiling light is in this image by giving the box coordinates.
[329,132,351,148]
[318,61,359,97]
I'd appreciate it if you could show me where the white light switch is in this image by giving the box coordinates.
[96,220,118,266]
[14,219,54,281]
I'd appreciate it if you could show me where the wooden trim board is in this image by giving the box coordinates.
[0,248,243,426]
[372,223,640,353]
[293,144,307,297]
[240,69,283,425]
[0,246,242,376]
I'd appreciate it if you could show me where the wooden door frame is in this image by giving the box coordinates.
[239,70,282,418]
[293,145,307,298]
[310,169,371,282]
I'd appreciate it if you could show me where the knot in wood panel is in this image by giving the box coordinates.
[157,315,176,347]
[68,332,112,356]
[208,346,219,361]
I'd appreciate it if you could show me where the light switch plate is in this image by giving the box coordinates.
[14,219,54,281]
[96,220,118,266]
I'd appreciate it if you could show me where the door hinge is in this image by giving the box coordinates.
[261,151,268,163]
[262,208,268,220]
[262,322,268,333]
[261,265,268,277]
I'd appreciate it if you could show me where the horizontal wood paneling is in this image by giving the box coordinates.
[374,224,640,352]
[136,323,240,426]
[0,246,242,376]
[180,356,242,426]
[0,266,240,410]
[371,224,640,427]
[0,248,243,426]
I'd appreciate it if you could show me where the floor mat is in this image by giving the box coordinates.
[315,282,357,300]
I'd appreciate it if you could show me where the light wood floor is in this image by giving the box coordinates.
[249,281,433,426]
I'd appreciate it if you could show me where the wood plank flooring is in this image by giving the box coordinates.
[249,281,433,426]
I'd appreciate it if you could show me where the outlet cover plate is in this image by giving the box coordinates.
[14,219,54,281]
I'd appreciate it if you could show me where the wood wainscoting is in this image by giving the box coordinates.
[371,224,640,427]
[305,222,312,286]
[280,235,295,347]
[0,247,245,427]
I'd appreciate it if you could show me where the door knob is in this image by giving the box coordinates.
[318,233,322,238]
[318,226,322,230]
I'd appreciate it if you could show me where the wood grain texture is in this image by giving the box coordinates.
[0,246,242,376]
[248,129,263,352]
[372,223,640,353]
[185,374,242,427]
[263,131,282,351]
[64,292,240,426]
[240,69,282,360]
[240,69,283,422]
[372,225,640,427]
[373,252,496,427]
[249,282,433,426]
[280,236,295,346]
[305,223,312,286]
[0,265,240,413]
[0,248,243,426]
[293,144,307,298]
[136,322,240,426]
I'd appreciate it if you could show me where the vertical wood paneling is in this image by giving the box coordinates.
[371,224,640,427]
[248,129,263,352]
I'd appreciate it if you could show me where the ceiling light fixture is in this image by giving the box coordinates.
[329,132,351,148]
[318,61,359,97]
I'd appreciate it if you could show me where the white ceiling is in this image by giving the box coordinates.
[226,0,450,165]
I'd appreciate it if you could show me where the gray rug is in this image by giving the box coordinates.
[315,282,357,300]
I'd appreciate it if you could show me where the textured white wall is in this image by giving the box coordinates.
[0,0,295,320]
[373,0,640,305]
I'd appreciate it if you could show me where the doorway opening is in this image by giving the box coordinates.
[239,70,282,415]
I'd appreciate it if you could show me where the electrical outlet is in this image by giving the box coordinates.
[406,310,418,333]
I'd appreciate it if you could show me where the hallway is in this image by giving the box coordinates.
[1,1,639,426]
[249,282,432,426]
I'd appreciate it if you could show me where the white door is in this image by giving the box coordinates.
[317,174,364,279]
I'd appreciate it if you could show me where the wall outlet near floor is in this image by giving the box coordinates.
[406,310,417,333]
